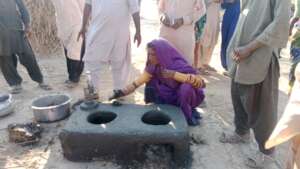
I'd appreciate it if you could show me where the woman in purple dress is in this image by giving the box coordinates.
[110,39,206,126]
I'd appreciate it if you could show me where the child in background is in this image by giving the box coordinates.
[289,19,300,95]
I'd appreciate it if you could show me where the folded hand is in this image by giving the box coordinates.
[160,14,171,27]
[233,46,252,63]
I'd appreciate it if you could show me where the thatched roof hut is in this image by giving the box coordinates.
[24,0,60,56]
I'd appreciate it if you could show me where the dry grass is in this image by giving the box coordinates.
[24,0,60,56]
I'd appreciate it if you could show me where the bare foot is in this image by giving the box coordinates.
[197,67,210,76]
[203,64,217,72]
[65,80,78,88]
[245,152,281,169]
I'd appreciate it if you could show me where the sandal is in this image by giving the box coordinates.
[219,131,250,144]
[245,152,282,169]
[39,83,52,91]
[65,80,78,88]
[192,109,202,120]
[203,65,217,72]
[197,67,210,76]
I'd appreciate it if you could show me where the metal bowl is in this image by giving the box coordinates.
[0,94,14,117]
[32,94,71,123]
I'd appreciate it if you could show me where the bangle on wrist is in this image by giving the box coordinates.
[132,82,138,89]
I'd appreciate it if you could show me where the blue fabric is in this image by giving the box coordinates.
[289,47,300,86]
[195,15,207,42]
[291,47,300,62]
[221,0,240,70]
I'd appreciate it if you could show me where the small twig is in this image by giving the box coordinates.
[39,154,48,160]
[43,135,56,152]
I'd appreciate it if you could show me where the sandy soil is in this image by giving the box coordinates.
[0,1,293,169]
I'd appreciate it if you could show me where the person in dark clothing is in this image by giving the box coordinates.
[0,0,51,94]
[51,0,85,88]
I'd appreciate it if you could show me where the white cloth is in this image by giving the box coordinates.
[51,0,84,61]
[159,0,206,64]
[266,65,300,149]
[85,57,131,91]
[84,0,139,62]
[84,0,139,92]
[200,2,219,48]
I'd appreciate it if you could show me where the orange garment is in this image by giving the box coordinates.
[266,65,300,169]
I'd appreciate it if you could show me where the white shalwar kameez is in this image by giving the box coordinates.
[84,0,139,91]
[51,0,85,61]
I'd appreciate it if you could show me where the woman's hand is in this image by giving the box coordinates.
[122,84,136,95]
[109,84,137,100]
[190,75,206,89]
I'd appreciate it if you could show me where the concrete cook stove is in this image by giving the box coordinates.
[59,101,190,167]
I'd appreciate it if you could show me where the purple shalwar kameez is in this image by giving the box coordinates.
[144,39,205,124]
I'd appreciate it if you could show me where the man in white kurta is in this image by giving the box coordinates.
[159,0,206,64]
[51,0,85,86]
[79,0,141,95]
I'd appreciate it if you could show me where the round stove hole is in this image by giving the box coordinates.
[87,111,117,125]
[142,110,171,125]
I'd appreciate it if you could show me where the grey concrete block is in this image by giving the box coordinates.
[59,103,190,167]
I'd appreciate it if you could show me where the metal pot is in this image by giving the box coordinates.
[32,94,71,123]
[0,94,14,117]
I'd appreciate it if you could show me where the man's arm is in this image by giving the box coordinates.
[234,0,291,63]
[128,0,141,47]
[255,0,291,49]
[78,2,91,40]
[132,12,141,47]
[15,0,30,30]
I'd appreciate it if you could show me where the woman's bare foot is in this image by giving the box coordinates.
[203,64,217,72]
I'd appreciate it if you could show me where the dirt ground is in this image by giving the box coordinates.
[0,1,293,169]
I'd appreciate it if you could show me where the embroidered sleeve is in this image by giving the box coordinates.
[134,71,152,87]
